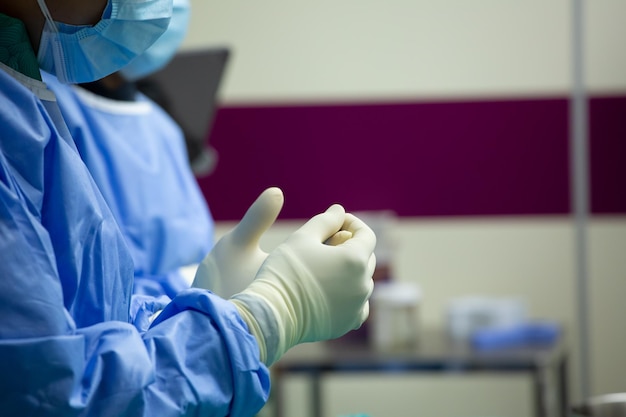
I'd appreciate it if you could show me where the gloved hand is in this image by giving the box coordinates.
[230,204,376,366]
[192,187,284,298]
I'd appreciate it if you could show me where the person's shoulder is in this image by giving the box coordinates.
[0,68,52,135]
[0,66,45,109]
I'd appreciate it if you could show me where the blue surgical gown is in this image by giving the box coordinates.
[0,63,269,416]
[41,72,214,299]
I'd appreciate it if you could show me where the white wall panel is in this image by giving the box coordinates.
[185,0,572,102]
[586,1,626,92]
[324,373,532,417]
[588,219,626,396]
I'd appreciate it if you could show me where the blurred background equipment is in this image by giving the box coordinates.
[137,47,230,176]
[571,392,626,417]
[446,296,529,343]
[370,281,421,351]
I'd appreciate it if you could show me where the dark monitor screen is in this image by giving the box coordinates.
[138,47,230,173]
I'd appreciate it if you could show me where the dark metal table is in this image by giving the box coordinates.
[272,329,569,417]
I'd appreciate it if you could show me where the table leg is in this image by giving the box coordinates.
[273,369,284,417]
[533,369,549,417]
[311,371,322,417]
[558,355,569,417]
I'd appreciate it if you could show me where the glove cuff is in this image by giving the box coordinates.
[230,295,285,366]
[230,243,332,365]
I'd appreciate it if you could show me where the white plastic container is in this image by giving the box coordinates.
[370,282,421,350]
[445,296,528,342]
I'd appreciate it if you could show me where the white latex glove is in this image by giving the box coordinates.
[231,204,376,366]
[192,187,285,298]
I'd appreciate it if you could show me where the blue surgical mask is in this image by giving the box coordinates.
[120,0,190,81]
[37,0,173,84]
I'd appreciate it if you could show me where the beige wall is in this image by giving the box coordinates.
[588,219,626,395]
[184,0,626,101]
[192,0,626,414]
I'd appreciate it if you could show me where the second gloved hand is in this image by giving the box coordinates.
[230,204,376,366]
[192,187,284,298]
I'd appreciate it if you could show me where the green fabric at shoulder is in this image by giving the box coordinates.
[0,13,42,81]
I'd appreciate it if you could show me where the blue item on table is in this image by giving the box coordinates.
[471,321,560,350]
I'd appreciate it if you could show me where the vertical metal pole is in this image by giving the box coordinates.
[570,0,591,401]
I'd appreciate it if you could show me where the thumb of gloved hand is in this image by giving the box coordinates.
[192,187,284,297]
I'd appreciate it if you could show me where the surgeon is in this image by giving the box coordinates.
[41,0,214,302]
[0,1,376,417]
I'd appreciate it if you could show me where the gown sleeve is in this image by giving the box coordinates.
[0,194,270,416]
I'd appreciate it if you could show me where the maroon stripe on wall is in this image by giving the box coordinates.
[590,96,626,214]
[197,96,623,221]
